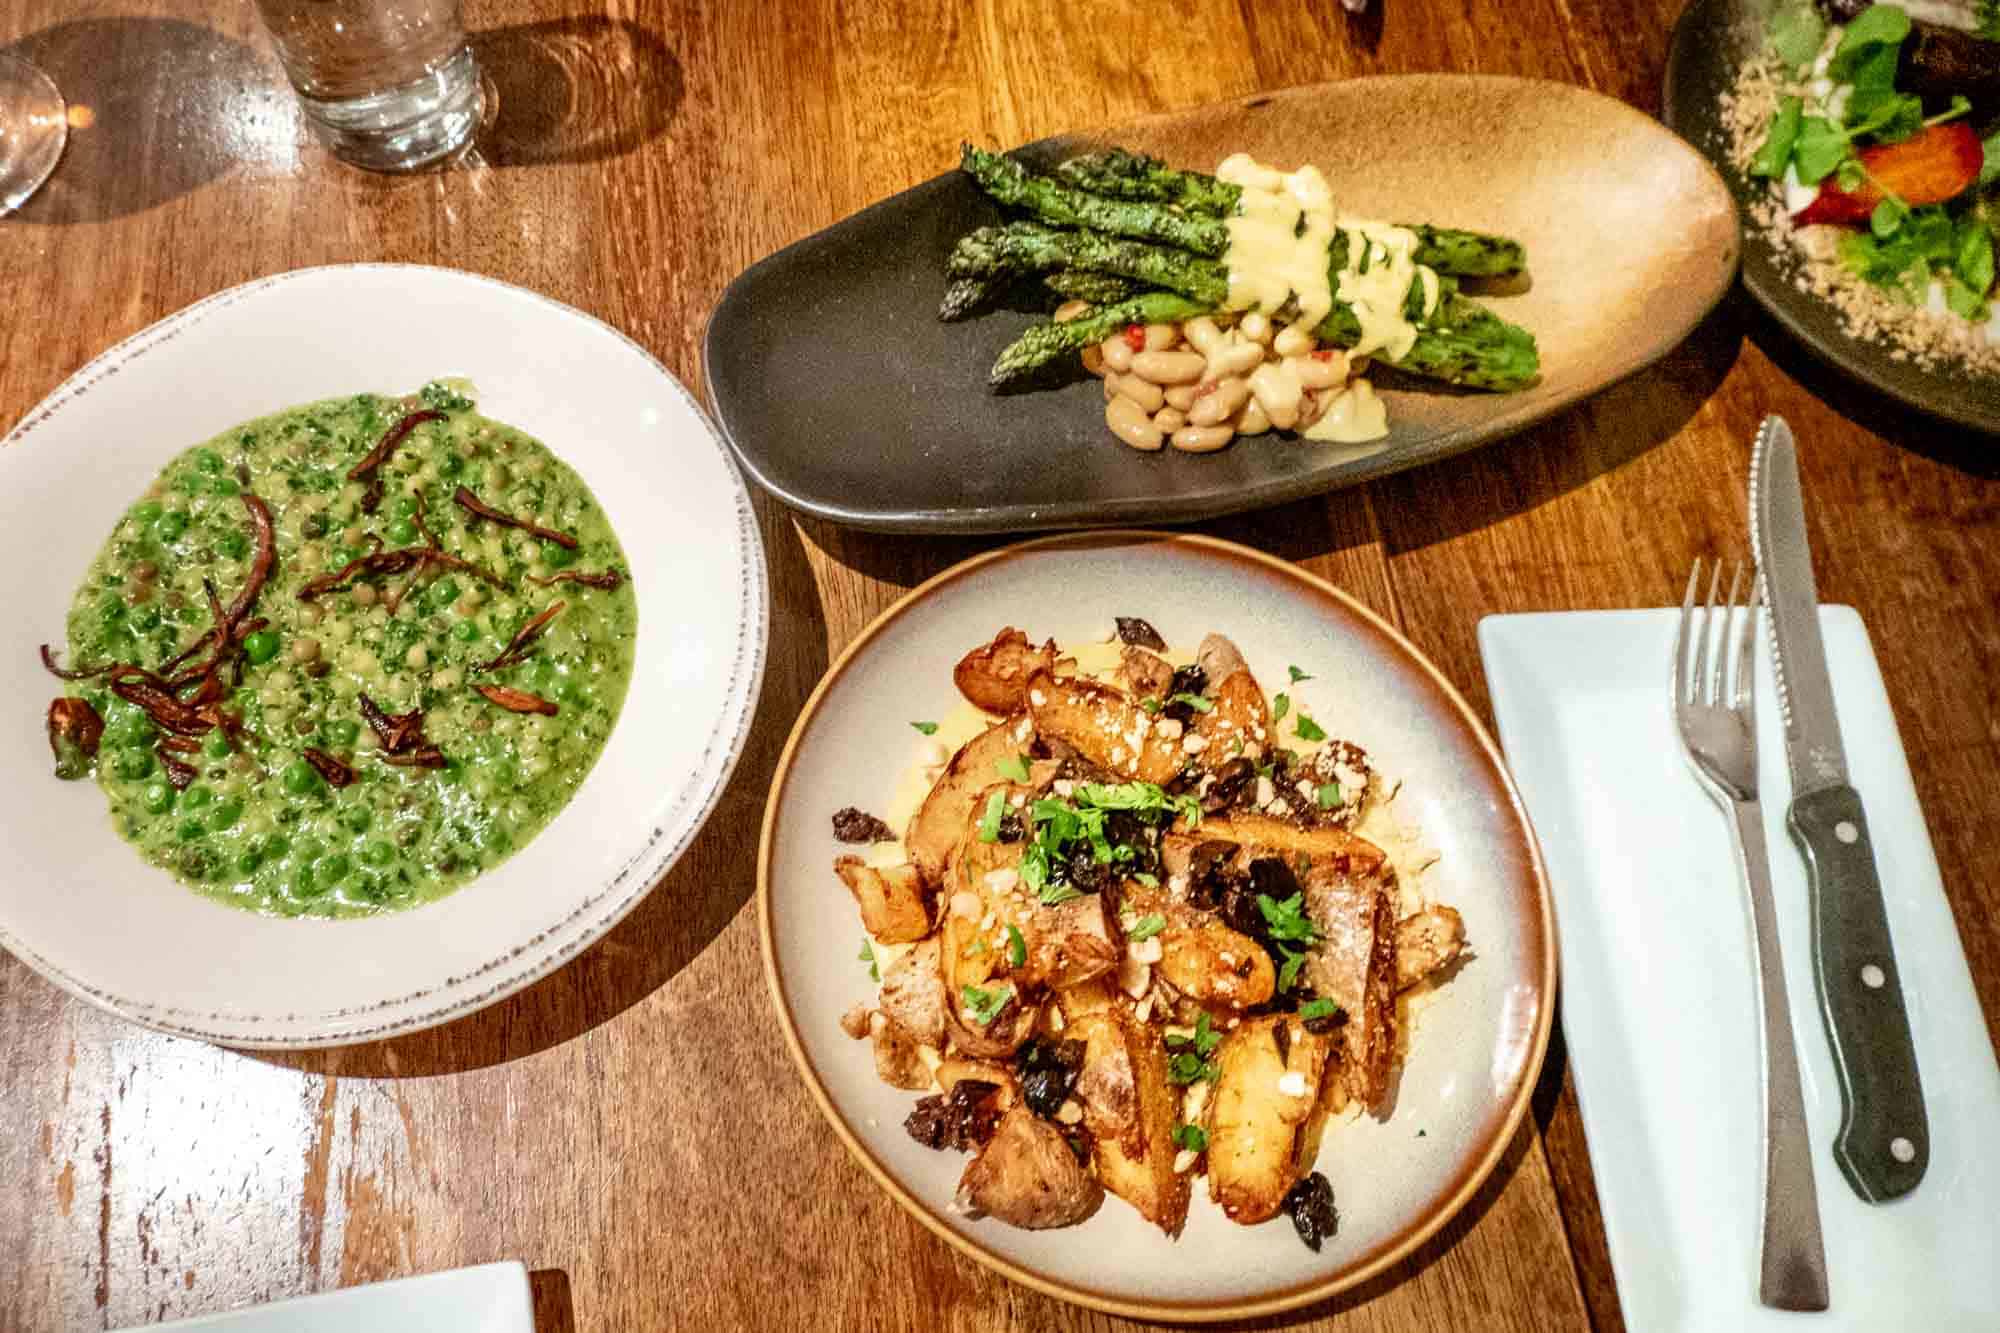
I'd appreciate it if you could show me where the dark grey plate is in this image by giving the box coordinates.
[705,77,1740,533]
[1663,0,2000,434]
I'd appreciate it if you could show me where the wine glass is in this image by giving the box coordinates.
[0,50,66,214]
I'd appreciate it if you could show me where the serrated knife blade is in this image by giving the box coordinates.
[1749,414,1928,1204]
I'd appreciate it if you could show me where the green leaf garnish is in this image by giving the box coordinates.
[1288,665,1312,683]
[1271,692,1289,724]
[1258,892,1321,945]
[1767,2,1825,69]
[1294,715,1327,743]
[977,790,1005,843]
[1300,997,1342,1022]
[1169,691,1214,713]
[1829,4,1911,86]
[962,984,1013,1026]
[1751,95,1804,179]
[1133,871,1160,889]
[1167,1052,1218,1084]
[859,938,879,983]
[1127,913,1167,942]
[1139,695,1162,714]
[1316,782,1343,809]
[1277,948,1307,992]
[1871,196,1909,239]
[1171,1123,1209,1152]
[994,753,1031,783]
[1007,923,1027,968]
[910,720,939,735]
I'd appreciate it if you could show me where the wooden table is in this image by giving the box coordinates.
[2,0,1995,1328]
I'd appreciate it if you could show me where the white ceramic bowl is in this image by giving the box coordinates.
[759,532,1554,1320]
[1,265,766,1047]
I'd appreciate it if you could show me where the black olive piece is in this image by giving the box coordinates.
[1201,758,1256,813]
[1114,616,1167,652]
[1218,884,1266,939]
[1283,1172,1339,1252]
[905,1079,1003,1152]
[1298,995,1347,1035]
[997,812,1026,843]
[1248,856,1305,905]
[831,806,896,844]
[1167,663,1207,697]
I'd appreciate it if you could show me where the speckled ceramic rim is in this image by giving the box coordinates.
[0,264,770,1049]
[757,531,1557,1322]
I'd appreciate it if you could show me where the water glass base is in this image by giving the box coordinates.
[299,44,481,173]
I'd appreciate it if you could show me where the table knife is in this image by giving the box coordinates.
[1750,415,1928,1203]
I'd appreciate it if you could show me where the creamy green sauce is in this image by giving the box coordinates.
[59,386,637,918]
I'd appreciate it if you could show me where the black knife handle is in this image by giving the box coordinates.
[1789,784,1928,1202]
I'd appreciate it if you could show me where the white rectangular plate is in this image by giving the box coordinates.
[1480,607,2000,1331]
[113,1262,532,1331]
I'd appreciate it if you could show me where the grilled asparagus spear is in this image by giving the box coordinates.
[990,293,1209,385]
[1043,270,1140,304]
[974,145,1526,278]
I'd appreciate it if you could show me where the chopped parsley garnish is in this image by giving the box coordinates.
[1316,782,1343,809]
[1288,665,1313,683]
[1299,997,1342,1022]
[968,936,989,956]
[994,752,1031,783]
[859,938,879,983]
[910,720,939,735]
[1168,691,1214,713]
[1006,923,1027,968]
[1133,871,1160,889]
[1139,695,1162,714]
[1259,894,1320,993]
[1294,714,1327,743]
[977,790,1006,843]
[1127,913,1167,942]
[1271,692,1290,724]
[1277,951,1308,992]
[1018,782,1198,904]
[1171,1123,1209,1152]
[1166,1011,1222,1059]
[961,984,1012,1026]
[1167,1051,1220,1085]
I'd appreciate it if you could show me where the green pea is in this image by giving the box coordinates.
[129,606,161,632]
[111,713,155,748]
[131,499,164,524]
[430,577,460,609]
[291,866,326,898]
[176,817,206,842]
[217,529,249,559]
[281,760,319,795]
[318,853,351,884]
[392,495,419,519]
[235,849,263,875]
[202,731,231,761]
[339,804,371,834]
[257,834,291,861]
[387,517,419,545]
[542,541,577,569]
[181,785,213,810]
[325,718,361,747]
[209,799,243,830]
[97,596,126,624]
[142,783,176,814]
[437,758,464,786]
[155,511,188,541]
[291,837,324,864]
[193,447,224,473]
[244,630,280,664]
[452,619,479,642]
[114,750,154,781]
[208,475,240,497]
[363,840,396,866]
[439,453,464,477]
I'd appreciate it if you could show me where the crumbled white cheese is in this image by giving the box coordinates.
[1154,717,1185,739]
[1255,776,1276,807]
[949,891,983,920]
[1030,689,1048,707]
[1052,779,1074,798]
[1277,1071,1308,1097]
[1118,953,1152,999]
[1268,798,1291,817]
[983,868,1019,894]
[1173,1149,1200,1174]
[1128,936,1163,965]
[1182,733,1208,754]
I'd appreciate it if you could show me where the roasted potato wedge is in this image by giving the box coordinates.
[1123,885,1274,1011]
[1025,668,1181,784]
[1017,893,1120,991]
[958,1105,1102,1229]
[1054,975,1118,1022]
[906,717,1035,889]
[1299,864,1398,1108]
[1117,645,1174,700]
[870,1013,933,1090]
[1069,1008,1191,1235]
[1207,1014,1330,1224]
[1198,812,1389,879]
[1396,905,1466,991]
[954,627,1057,715]
[834,856,932,944]
[879,936,947,1047]
[1194,632,1249,684]
[1190,666,1271,768]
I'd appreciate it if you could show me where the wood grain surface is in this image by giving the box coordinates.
[1,1,1994,1330]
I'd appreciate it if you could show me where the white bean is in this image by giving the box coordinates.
[1054,299,1091,323]
[1106,395,1165,451]
[1164,384,1197,411]
[1129,350,1206,385]
[1239,311,1273,344]
[1101,335,1135,373]
[1188,377,1250,426]
[1142,323,1178,352]
[1172,424,1235,453]
[1204,339,1264,381]
[1248,361,1303,431]
[1081,343,1106,377]
[1289,351,1346,389]
[1103,372,1124,402]
[1273,323,1316,357]
[1152,407,1187,433]
[1115,373,1166,413]
[1296,389,1330,430]
[1182,316,1224,354]
[1237,395,1272,436]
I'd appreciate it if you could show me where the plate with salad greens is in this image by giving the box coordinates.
[707,75,1737,533]
[1666,0,2000,430]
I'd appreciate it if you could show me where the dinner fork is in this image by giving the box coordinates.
[1672,559,1830,1313]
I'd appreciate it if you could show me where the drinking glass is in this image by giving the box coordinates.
[253,0,482,172]
[0,51,66,214]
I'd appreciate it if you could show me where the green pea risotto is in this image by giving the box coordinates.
[41,384,637,918]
